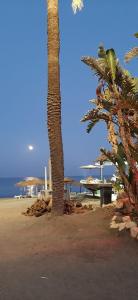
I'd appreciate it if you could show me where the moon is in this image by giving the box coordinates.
[28,145,34,151]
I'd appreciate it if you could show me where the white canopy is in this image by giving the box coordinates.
[80,164,103,169]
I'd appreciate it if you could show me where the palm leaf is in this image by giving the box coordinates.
[86,120,99,133]
[89,98,98,104]
[100,99,114,111]
[106,49,117,81]
[125,47,138,62]
[100,149,116,165]
[117,143,126,160]
[81,109,109,123]
[81,56,109,82]
[116,154,126,171]
[116,65,136,95]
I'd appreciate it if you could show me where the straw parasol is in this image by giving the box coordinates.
[16,177,75,188]
[16,178,45,187]
[64,177,75,192]
[64,177,74,183]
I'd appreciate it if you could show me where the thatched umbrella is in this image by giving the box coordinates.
[16,177,75,188]
[16,177,46,197]
[64,177,74,183]
[64,177,75,192]
[16,178,45,187]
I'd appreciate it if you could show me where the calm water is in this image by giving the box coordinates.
[0,177,82,198]
[0,177,23,198]
[0,174,113,198]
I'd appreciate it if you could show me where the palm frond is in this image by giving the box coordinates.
[125,47,138,62]
[116,154,126,171]
[116,66,136,95]
[100,99,114,112]
[89,99,98,105]
[81,109,109,123]
[86,120,99,133]
[100,149,116,165]
[81,56,109,82]
[117,143,127,160]
[106,49,117,81]
[100,148,126,171]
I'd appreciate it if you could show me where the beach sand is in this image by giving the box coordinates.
[0,197,138,300]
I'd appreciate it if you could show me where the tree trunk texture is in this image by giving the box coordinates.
[47,0,64,215]
[117,108,137,203]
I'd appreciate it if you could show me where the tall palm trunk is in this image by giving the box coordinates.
[47,0,64,215]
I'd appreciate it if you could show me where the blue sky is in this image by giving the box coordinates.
[0,0,137,177]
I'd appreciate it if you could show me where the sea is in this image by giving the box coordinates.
[0,174,113,198]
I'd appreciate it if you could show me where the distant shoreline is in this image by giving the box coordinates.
[0,197,36,202]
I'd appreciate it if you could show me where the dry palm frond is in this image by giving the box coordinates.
[125,47,138,62]
[81,56,109,82]
[121,96,138,111]
[72,0,84,14]
[89,98,98,104]
[107,120,118,152]
[95,153,109,163]
[81,109,109,123]
[100,149,117,165]
[116,66,135,95]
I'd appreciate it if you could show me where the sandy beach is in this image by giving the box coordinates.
[0,197,138,300]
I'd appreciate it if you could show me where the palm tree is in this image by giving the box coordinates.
[47,0,64,215]
[81,46,138,204]
[46,0,84,215]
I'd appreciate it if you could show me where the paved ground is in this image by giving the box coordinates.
[0,198,138,300]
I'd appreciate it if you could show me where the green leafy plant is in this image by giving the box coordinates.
[81,45,138,204]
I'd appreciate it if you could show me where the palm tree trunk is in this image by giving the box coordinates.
[117,108,137,203]
[47,0,64,215]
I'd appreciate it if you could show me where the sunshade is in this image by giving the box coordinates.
[16,177,76,187]
[64,177,75,183]
[80,164,102,169]
[16,178,45,187]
